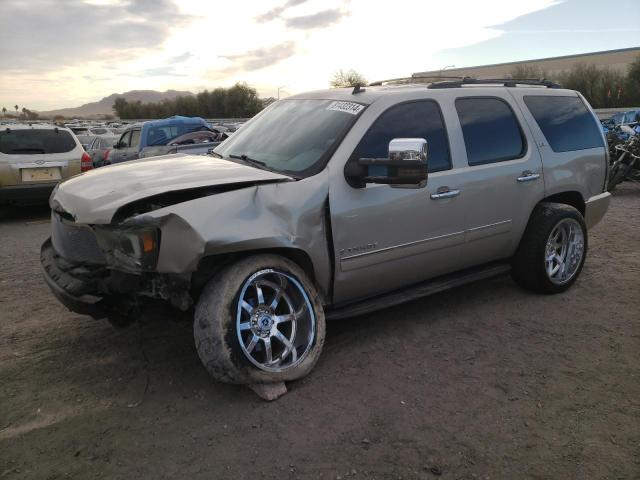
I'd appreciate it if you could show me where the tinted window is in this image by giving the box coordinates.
[354,100,451,172]
[524,96,604,152]
[0,129,77,155]
[456,97,524,165]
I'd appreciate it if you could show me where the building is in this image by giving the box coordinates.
[411,47,640,80]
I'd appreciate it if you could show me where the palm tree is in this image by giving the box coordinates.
[1,107,6,117]
[14,105,18,114]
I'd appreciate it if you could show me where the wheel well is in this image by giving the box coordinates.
[190,248,317,299]
[540,191,585,216]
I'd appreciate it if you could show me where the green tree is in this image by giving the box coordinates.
[624,56,640,106]
[331,69,367,88]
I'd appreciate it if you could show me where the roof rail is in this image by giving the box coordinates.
[369,75,464,86]
[428,77,562,89]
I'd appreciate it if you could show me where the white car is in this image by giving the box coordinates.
[0,124,90,209]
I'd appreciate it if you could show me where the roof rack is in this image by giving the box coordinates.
[369,75,464,86]
[427,77,562,89]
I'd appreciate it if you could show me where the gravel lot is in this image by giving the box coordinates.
[1,184,639,480]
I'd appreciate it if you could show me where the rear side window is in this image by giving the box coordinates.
[0,129,77,155]
[523,96,604,152]
[455,97,525,165]
[354,100,451,172]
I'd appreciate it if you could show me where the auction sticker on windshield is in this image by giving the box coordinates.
[326,101,365,115]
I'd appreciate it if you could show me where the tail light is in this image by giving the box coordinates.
[81,152,93,172]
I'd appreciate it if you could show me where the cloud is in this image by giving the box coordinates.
[256,0,309,22]
[285,9,347,29]
[0,0,193,73]
[220,42,296,73]
[168,52,193,63]
[134,66,187,77]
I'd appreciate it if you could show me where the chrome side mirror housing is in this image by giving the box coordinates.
[345,138,428,188]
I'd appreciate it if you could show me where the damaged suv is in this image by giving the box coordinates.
[42,79,611,398]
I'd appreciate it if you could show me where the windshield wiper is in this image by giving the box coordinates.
[208,150,223,159]
[229,153,268,169]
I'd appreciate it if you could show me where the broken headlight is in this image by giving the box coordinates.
[94,226,160,272]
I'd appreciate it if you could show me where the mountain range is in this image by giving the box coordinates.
[37,89,194,119]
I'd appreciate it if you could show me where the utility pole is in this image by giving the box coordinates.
[277,85,288,100]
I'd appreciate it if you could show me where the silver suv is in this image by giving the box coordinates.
[41,79,611,399]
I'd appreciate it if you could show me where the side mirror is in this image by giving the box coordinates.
[345,138,428,188]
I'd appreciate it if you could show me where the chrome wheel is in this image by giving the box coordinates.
[236,269,316,373]
[544,218,585,285]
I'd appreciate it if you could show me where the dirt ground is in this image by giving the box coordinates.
[1,184,639,480]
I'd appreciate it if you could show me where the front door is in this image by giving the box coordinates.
[330,100,470,304]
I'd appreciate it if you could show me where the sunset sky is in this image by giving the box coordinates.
[0,0,638,111]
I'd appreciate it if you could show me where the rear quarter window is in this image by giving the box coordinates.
[523,96,604,152]
[0,129,77,155]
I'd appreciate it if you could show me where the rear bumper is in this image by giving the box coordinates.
[0,182,57,205]
[585,191,611,229]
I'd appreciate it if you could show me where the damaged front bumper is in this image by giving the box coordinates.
[41,237,193,320]
[41,238,109,319]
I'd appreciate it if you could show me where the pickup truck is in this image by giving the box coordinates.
[107,116,212,164]
[41,79,611,399]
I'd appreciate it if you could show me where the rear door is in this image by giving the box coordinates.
[446,92,545,264]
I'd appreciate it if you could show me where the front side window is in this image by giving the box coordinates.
[455,97,525,166]
[130,129,141,148]
[523,96,604,152]
[353,100,451,173]
[0,129,76,155]
[215,99,364,177]
[118,131,131,148]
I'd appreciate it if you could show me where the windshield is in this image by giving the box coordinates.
[214,99,365,177]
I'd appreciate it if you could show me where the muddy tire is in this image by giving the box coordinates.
[194,254,326,385]
[512,202,588,294]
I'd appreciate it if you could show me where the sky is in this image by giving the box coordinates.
[0,0,638,111]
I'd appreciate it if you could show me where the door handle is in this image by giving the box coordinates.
[517,171,540,182]
[430,188,460,200]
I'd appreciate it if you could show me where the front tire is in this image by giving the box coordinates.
[194,255,326,385]
[512,202,587,294]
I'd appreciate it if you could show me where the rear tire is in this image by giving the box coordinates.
[512,202,587,294]
[194,255,326,385]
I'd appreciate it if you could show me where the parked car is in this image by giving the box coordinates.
[0,124,89,209]
[41,80,610,399]
[86,135,119,168]
[107,116,211,164]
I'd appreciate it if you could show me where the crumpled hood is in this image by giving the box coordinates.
[51,154,291,224]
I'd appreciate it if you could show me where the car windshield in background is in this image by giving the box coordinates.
[0,129,76,155]
[214,99,365,177]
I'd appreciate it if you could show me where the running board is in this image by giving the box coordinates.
[326,263,511,320]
